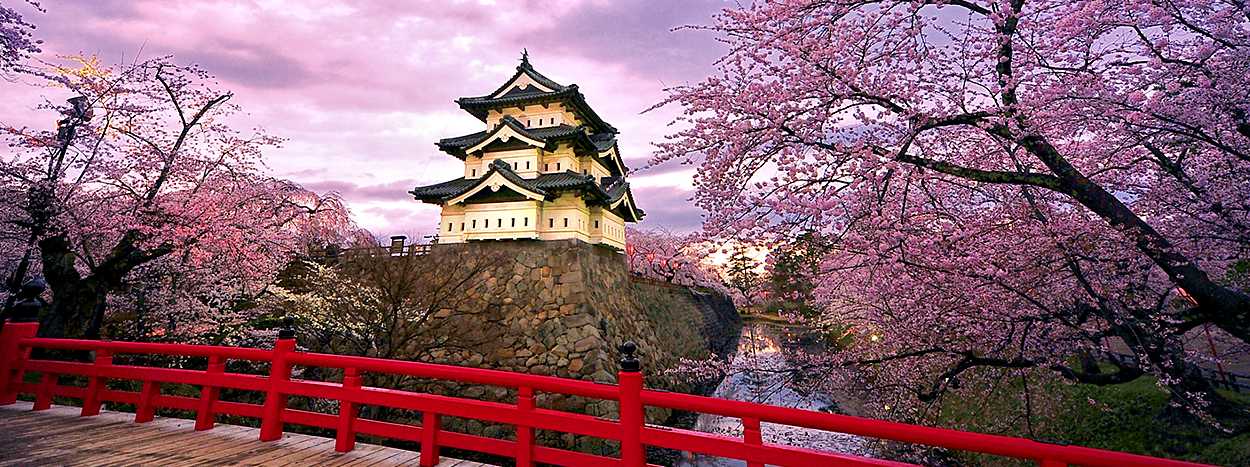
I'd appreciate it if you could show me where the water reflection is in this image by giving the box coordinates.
[677,324,865,466]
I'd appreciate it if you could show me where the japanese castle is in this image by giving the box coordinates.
[410,55,644,249]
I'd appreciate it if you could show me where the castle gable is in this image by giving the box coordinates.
[445,160,549,205]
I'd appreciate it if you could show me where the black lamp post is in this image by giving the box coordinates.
[1,96,94,325]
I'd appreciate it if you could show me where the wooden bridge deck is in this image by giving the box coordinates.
[0,402,489,467]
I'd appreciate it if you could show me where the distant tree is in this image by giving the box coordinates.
[626,227,727,293]
[724,244,764,307]
[0,56,353,340]
[655,0,1250,425]
[765,233,823,319]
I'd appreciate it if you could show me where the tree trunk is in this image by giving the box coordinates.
[37,230,176,339]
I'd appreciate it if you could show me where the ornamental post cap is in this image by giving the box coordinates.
[618,341,640,372]
[12,277,47,323]
[278,315,296,340]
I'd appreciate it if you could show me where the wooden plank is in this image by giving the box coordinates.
[0,402,490,467]
[0,407,183,464]
[233,433,337,466]
[332,443,412,467]
[340,447,413,467]
[161,425,277,464]
[37,418,202,466]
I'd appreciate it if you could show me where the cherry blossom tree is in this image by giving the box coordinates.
[626,227,728,293]
[270,244,506,362]
[1,56,355,341]
[0,1,40,74]
[655,0,1250,423]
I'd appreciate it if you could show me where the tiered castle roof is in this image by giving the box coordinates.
[410,55,643,225]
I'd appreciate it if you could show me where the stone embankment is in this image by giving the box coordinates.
[397,240,739,453]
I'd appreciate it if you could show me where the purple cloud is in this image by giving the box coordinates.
[633,185,705,233]
[2,0,726,238]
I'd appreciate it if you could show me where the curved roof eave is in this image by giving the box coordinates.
[443,159,550,205]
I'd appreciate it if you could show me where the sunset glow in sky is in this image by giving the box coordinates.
[1,0,731,239]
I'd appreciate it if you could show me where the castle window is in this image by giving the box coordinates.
[526,161,531,170]
[549,218,554,228]
[472,219,477,229]
[544,163,549,171]
[460,222,465,231]
[557,163,561,171]
[563,218,568,227]
[527,119,532,126]
[511,218,516,227]
[524,217,528,226]
[471,169,476,177]
[498,218,503,228]
[594,220,599,229]
[448,223,453,231]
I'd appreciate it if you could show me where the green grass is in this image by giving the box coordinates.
[931,374,1250,466]
[1057,378,1250,465]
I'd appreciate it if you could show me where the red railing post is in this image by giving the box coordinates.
[81,347,114,416]
[743,417,764,467]
[516,386,536,467]
[260,317,297,442]
[195,355,225,430]
[32,370,57,410]
[419,411,443,467]
[335,367,362,452]
[0,320,39,405]
[135,380,161,422]
[618,342,646,467]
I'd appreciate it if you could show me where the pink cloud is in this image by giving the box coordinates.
[2,0,728,237]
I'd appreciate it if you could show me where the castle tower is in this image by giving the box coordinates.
[410,54,644,249]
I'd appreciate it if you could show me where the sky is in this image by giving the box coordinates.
[0,0,732,240]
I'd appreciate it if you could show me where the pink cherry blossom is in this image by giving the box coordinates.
[654,0,1250,423]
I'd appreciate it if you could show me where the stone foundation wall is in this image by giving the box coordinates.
[393,239,739,453]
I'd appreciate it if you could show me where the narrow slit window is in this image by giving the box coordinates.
[498,218,503,228]
[563,218,568,227]
[524,217,528,226]
[448,223,453,231]
[545,163,549,171]
[460,222,465,231]
[526,161,531,170]
[471,169,476,177]
[472,219,477,228]
[549,218,554,228]
[594,220,599,229]
[511,218,516,227]
[556,163,561,171]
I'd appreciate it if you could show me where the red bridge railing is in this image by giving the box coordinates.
[0,319,1216,467]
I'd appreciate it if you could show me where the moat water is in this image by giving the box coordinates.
[676,323,867,466]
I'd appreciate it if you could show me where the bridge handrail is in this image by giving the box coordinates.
[284,351,620,400]
[0,320,1219,467]
[640,389,1199,467]
[16,336,274,362]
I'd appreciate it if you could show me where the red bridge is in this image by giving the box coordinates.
[0,319,1217,467]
